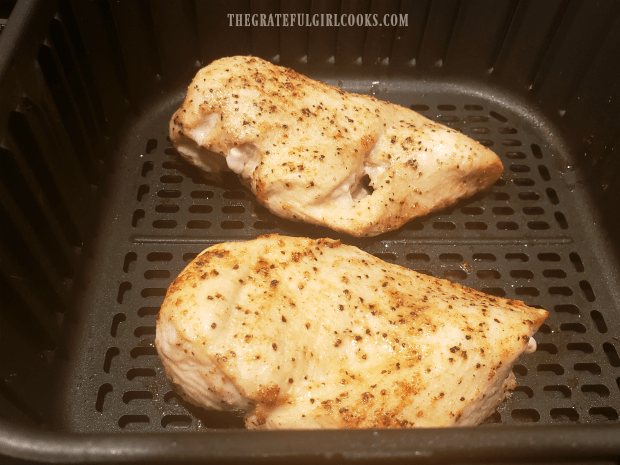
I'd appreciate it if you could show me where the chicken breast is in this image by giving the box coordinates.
[156,235,547,429]
[169,56,503,237]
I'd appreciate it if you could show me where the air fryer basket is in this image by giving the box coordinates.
[1,0,620,463]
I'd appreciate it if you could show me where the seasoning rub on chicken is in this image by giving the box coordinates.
[169,56,503,237]
[156,235,547,429]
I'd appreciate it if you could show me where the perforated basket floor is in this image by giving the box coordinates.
[54,78,620,433]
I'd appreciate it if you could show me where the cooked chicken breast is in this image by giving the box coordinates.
[156,235,547,429]
[169,56,503,237]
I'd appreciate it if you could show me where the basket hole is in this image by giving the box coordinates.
[498,127,518,134]
[512,365,527,377]
[414,270,434,276]
[489,111,508,122]
[160,175,182,184]
[162,415,192,429]
[515,287,539,297]
[134,326,156,337]
[513,178,534,186]
[518,191,539,201]
[509,164,529,172]
[574,363,601,375]
[537,364,564,375]
[497,222,518,230]
[111,313,126,337]
[156,204,179,213]
[437,104,456,111]
[164,147,178,156]
[538,165,551,181]
[473,253,496,262]
[117,282,132,304]
[543,269,566,278]
[506,151,525,159]
[183,253,199,262]
[531,144,543,159]
[582,384,610,397]
[126,368,156,380]
[187,220,212,229]
[123,252,137,273]
[145,139,158,154]
[464,104,483,111]
[222,205,246,214]
[580,281,596,302]
[406,253,430,262]
[191,190,214,199]
[461,206,483,215]
[590,310,607,333]
[589,407,618,421]
[503,139,522,147]
[141,288,166,298]
[221,221,244,229]
[439,253,462,262]
[569,253,584,272]
[103,347,120,373]
[118,415,150,429]
[410,104,429,111]
[538,253,560,262]
[130,347,158,358]
[523,206,544,215]
[374,253,397,263]
[469,115,489,123]
[162,161,183,170]
[538,324,552,334]
[510,270,533,279]
[476,139,494,147]
[141,161,154,177]
[483,412,501,423]
[554,212,568,229]
[254,220,278,230]
[164,391,182,404]
[536,343,558,354]
[132,209,145,227]
[512,386,533,398]
[144,270,170,280]
[550,408,578,422]
[122,391,153,403]
[528,221,550,230]
[491,192,510,200]
[138,306,159,317]
[482,287,505,297]
[147,252,172,262]
[189,205,213,214]
[511,409,539,423]
[543,385,571,398]
[223,190,246,200]
[137,184,149,202]
[560,322,585,333]
[470,127,489,134]
[472,269,500,282]
[433,222,456,230]
[95,384,113,413]
[153,219,177,229]
[158,189,181,198]
[546,188,559,205]
[404,219,424,230]
[440,115,459,123]
[443,270,467,280]
[555,304,579,314]
[492,207,514,215]
[603,342,620,366]
[567,342,594,353]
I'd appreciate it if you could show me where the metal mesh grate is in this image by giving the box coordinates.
[63,89,620,433]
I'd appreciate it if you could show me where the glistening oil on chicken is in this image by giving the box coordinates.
[155,235,548,429]
[169,56,503,237]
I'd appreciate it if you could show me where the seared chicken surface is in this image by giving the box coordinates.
[169,56,503,237]
[156,235,547,429]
